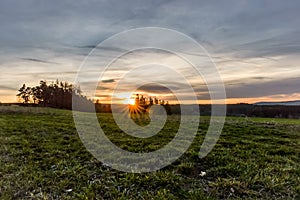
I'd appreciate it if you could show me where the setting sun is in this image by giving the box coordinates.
[129,98,135,105]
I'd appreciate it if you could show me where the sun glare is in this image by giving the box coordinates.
[129,98,135,105]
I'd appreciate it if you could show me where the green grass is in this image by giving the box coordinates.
[0,106,299,199]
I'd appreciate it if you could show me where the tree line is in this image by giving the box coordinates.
[17,80,92,110]
[134,94,169,106]
[129,94,172,115]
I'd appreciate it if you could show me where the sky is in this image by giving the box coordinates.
[0,0,300,104]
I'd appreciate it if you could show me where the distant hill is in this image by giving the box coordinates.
[254,100,300,106]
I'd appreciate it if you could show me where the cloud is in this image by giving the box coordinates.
[101,79,115,83]
[96,86,111,91]
[0,85,17,91]
[137,84,172,94]
[95,94,112,98]
[20,58,59,64]
[226,77,300,99]
[225,31,300,59]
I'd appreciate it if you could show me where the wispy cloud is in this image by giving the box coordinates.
[20,58,59,65]
[0,85,17,91]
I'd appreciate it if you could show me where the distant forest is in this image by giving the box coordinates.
[13,80,300,119]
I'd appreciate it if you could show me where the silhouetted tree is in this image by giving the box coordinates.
[17,80,90,110]
[149,97,153,105]
[154,97,159,104]
[17,84,31,104]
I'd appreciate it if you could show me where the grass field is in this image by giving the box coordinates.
[0,106,299,199]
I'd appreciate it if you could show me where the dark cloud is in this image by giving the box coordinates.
[95,94,112,98]
[138,84,172,94]
[76,45,129,53]
[101,79,115,83]
[76,45,97,49]
[96,85,111,91]
[226,77,300,99]
[20,58,59,64]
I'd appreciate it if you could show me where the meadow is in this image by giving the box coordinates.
[0,106,299,199]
